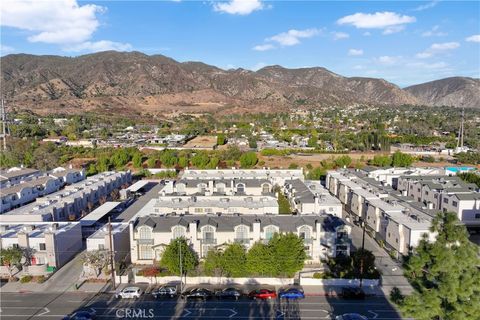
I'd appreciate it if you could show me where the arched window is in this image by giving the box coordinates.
[172,226,186,239]
[202,225,215,240]
[264,225,277,240]
[262,183,270,194]
[298,225,311,240]
[235,225,249,240]
[236,183,245,193]
[138,226,152,239]
[198,183,207,193]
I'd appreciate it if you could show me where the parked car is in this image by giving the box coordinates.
[62,309,96,320]
[181,288,214,300]
[152,285,177,298]
[335,313,368,320]
[115,287,142,299]
[215,287,243,300]
[341,287,365,300]
[279,288,305,300]
[248,289,277,300]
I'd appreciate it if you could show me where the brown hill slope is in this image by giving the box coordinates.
[1,51,478,115]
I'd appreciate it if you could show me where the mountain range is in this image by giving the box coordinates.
[1,51,479,116]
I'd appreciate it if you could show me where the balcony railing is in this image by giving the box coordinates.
[137,238,154,245]
[234,238,250,244]
[201,238,217,245]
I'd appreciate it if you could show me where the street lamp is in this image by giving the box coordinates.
[359,217,366,288]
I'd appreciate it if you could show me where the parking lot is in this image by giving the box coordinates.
[0,285,404,320]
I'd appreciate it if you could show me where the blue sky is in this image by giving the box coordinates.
[1,0,479,86]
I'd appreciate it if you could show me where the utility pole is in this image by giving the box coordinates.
[1,99,7,151]
[108,217,116,291]
[359,217,366,288]
[179,239,183,293]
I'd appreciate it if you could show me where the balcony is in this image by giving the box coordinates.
[137,238,154,245]
[303,238,314,244]
[234,238,250,245]
[201,238,217,245]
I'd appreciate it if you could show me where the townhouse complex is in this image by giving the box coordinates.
[326,167,480,257]
[0,167,132,278]
[0,222,82,276]
[128,168,348,266]
[1,167,86,213]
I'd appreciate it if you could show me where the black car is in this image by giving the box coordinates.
[151,285,177,298]
[215,287,243,300]
[181,288,214,300]
[341,287,365,300]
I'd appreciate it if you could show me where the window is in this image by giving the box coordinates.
[235,225,249,240]
[39,243,46,251]
[395,238,398,243]
[262,183,270,193]
[475,214,480,219]
[236,184,245,193]
[298,225,311,240]
[434,194,438,199]
[443,198,449,204]
[264,225,277,240]
[138,226,152,239]
[202,225,215,240]
[452,201,458,207]
[138,245,153,260]
[172,226,186,239]
[198,183,207,193]
[98,244,105,250]
[194,208,203,213]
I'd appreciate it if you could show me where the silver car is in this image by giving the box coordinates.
[115,287,142,299]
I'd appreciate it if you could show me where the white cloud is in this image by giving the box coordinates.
[0,44,15,55]
[213,0,264,15]
[332,31,349,40]
[252,44,275,51]
[377,55,401,65]
[407,61,448,69]
[466,34,480,43]
[421,25,447,37]
[363,32,371,36]
[337,12,416,34]
[348,49,363,56]
[1,0,104,45]
[64,40,132,52]
[416,42,460,58]
[267,28,320,46]
[413,0,439,12]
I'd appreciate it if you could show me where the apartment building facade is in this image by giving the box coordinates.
[130,214,351,265]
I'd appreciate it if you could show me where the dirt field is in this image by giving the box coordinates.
[258,152,381,168]
[183,136,218,149]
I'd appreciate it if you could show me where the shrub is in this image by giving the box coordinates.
[313,272,326,279]
[20,275,32,283]
[35,275,46,283]
[390,287,404,304]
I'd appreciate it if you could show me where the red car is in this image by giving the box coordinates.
[248,289,277,300]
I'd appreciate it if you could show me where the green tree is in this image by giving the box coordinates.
[306,166,326,180]
[0,247,23,278]
[203,249,224,276]
[191,152,210,168]
[246,242,276,276]
[160,238,198,275]
[239,152,258,168]
[178,156,189,168]
[96,155,111,172]
[248,137,258,149]
[160,150,178,168]
[270,233,307,277]
[335,155,352,168]
[132,152,143,169]
[217,134,226,145]
[370,155,392,167]
[399,212,480,320]
[32,142,59,171]
[391,151,414,167]
[147,157,157,168]
[307,135,318,148]
[221,243,247,277]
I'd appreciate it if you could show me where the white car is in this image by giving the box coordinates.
[115,287,142,299]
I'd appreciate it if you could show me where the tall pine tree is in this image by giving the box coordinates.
[400,212,480,320]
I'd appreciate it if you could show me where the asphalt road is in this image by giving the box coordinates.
[0,291,404,320]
